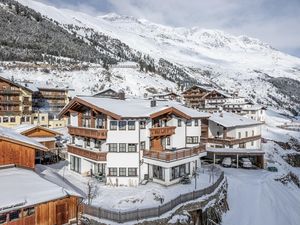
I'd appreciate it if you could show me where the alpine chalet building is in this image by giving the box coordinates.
[59,97,210,186]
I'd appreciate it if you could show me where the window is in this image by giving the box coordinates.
[26,116,30,122]
[72,136,75,144]
[128,121,135,130]
[41,116,45,121]
[153,165,164,180]
[119,168,127,176]
[239,143,246,148]
[139,120,146,129]
[0,214,6,224]
[128,168,137,176]
[119,143,127,152]
[238,132,241,139]
[252,130,255,136]
[110,121,118,130]
[119,121,127,130]
[21,116,25,123]
[178,119,182,127]
[186,136,199,144]
[3,117,8,123]
[166,137,170,145]
[251,141,254,146]
[95,139,101,149]
[171,163,190,180]
[108,168,117,176]
[10,117,15,123]
[85,138,90,147]
[245,131,248,138]
[23,207,35,217]
[140,141,146,150]
[9,210,21,221]
[194,119,199,126]
[70,155,81,173]
[109,143,118,152]
[128,144,137,152]
[186,120,192,126]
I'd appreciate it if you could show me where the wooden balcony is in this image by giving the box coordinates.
[68,126,108,139]
[201,135,261,145]
[0,110,21,115]
[150,126,176,137]
[41,94,66,99]
[0,100,21,105]
[143,145,206,162]
[68,145,107,161]
[0,89,21,95]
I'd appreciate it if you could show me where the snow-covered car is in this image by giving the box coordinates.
[239,158,253,168]
[222,157,232,167]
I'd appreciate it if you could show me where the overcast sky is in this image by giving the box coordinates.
[38,0,300,57]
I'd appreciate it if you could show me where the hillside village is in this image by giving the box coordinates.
[1,71,299,225]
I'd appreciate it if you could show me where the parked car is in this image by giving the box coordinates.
[239,158,253,168]
[222,157,232,167]
[267,166,278,172]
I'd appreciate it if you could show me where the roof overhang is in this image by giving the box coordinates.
[58,97,122,120]
[0,136,48,151]
[150,107,191,120]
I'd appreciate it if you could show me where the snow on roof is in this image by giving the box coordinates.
[32,137,56,143]
[0,126,47,150]
[207,147,264,154]
[209,112,262,128]
[76,96,210,118]
[0,167,75,212]
[13,124,61,136]
[12,124,36,134]
[16,80,71,92]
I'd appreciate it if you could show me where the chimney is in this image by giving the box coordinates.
[150,99,157,107]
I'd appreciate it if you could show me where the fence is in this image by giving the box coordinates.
[83,171,225,223]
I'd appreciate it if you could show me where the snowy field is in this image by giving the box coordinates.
[36,163,222,211]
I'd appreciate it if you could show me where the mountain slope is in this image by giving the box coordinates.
[1,0,300,115]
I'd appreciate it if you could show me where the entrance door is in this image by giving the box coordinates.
[56,203,68,225]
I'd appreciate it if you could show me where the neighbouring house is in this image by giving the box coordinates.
[59,97,210,186]
[182,85,266,122]
[0,76,33,127]
[93,88,125,100]
[0,166,81,225]
[0,126,48,169]
[201,112,264,168]
[151,92,180,101]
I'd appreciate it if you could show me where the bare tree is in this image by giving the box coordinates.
[86,179,99,205]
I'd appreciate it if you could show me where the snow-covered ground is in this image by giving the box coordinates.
[222,110,300,225]
[222,168,300,225]
[36,163,222,211]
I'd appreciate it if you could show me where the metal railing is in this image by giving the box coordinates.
[83,171,225,223]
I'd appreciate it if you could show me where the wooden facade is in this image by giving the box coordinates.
[0,139,36,169]
[0,196,79,225]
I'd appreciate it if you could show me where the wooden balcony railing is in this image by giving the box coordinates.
[150,126,176,137]
[143,145,206,162]
[68,126,108,139]
[41,94,66,99]
[201,135,261,145]
[0,110,21,115]
[0,100,21,105]
[68,145,107,161]
[0,89,21,95]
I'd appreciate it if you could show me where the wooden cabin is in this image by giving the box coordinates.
[0,166,81,225]
[0,126,49,169]
[13,124,62,150]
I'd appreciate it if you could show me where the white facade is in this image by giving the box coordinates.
[63,97,210,187]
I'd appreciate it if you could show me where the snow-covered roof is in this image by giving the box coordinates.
[64,96,210,118]
[13,124,61,136]
[207,147,264,154]
[0,126,47,150]
[0,167,77,212]
[209,112,262,128]
[32,137,57,142]
[16,80,71,92]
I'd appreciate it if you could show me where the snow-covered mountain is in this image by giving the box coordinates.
[1,0,300,114]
